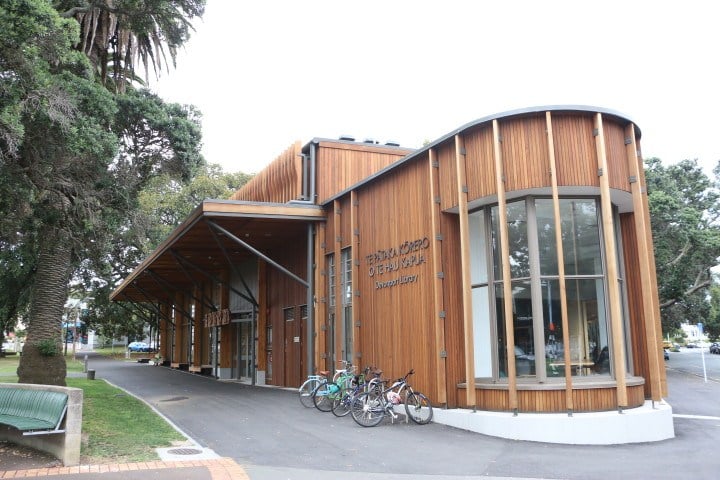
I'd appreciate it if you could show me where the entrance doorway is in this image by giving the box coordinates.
[233,310,256,383]
[237,320,253,381]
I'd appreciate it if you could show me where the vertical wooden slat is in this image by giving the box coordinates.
[428,148,448,405]
[546,112,574,411]
[493,120,518,411]
[455,135,476,408]
[350,190,360,366]
[625,124,664,400]
[594,113,628,408]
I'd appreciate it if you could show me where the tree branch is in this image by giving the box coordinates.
[666,240,691,267]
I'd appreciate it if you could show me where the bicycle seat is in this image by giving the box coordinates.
[318,370,330,376]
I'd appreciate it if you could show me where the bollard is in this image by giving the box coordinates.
[83,355,88,373]
[87,369,96,380]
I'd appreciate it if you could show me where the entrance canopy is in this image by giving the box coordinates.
[111,200,325,303]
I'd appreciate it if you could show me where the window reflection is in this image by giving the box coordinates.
[488,198,612,380]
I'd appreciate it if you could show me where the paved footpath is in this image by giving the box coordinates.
[0,458,248,479]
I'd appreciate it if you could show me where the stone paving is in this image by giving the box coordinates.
[0,458,248,479]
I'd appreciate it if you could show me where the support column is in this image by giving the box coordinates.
[546,112,574,411]
[173,292,186,364]
[192,287,202,368]
[625,123,665,399]
[428,148,448,405]
[493,119,518,412]
[594,113,628,408]
[455,134,476,408]
[314,223,327,371]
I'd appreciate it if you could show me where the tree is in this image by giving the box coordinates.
[56,0,205,92]
[706,285,720,341]
[645,158,720,333]
[80,164,252,345]
[1,0,205,385]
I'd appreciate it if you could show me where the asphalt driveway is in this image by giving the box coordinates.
[91,355,719,479]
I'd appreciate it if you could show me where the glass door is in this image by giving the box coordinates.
[238,320,253,381]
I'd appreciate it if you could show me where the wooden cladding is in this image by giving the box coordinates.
[435,111,640,210]
[467,382,646,413]
[315,142,412,204]
[232,141,303,203]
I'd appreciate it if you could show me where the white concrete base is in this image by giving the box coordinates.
[433,399,675,444]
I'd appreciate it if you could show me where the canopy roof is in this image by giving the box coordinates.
[111,200,325,303]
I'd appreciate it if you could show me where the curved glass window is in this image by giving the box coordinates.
[480,197,612,380]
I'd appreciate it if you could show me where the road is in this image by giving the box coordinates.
[665,346,720,384]
[91,355,719,479]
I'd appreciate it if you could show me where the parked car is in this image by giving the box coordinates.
[127,341,151,352]
[685,343,698,348]
[710,342,720,354]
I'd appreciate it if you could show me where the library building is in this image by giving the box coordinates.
[112,106,675,444]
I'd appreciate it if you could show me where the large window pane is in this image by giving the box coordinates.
[496,280,535,378]
[469,210,488,284]
[472,286,492,377]
[561,200,602,275]
[541,278,611,377]
[541,280,565,377]
[565,278,609,375]
[511,281,535,377]
[492,201,530,280]
[535,200,559,276]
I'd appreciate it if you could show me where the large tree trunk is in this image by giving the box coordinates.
[17,227,71,385]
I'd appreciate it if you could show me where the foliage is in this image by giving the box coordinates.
[79,164,251,340]
[55,0,206,92]
[0,0,206,384]
[67,377,185,463]
[36,338,59,357]
[645,157,720,333]
[137,164,253,246]
[706,285,720,341]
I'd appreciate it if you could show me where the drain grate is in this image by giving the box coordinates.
[159,396,189,402]
[167,448,203,456]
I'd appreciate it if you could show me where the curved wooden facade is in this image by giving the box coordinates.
[112,106,666,416]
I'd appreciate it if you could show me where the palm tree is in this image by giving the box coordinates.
[59,0,205,92]
[15,0,205,385]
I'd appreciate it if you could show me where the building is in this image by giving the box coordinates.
[111,106,673,443]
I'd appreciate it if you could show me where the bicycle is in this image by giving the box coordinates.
[331,366,379,417]
[312,360,356,412]
[350,369,433,427]
[298,372,327,408]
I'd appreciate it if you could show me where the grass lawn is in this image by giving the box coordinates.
[0,355,184,464]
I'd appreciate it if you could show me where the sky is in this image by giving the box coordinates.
[151,1,720,175]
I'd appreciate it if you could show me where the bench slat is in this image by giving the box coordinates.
[0,388,68,433]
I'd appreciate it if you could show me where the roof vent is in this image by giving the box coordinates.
[339,135,355,141]
[385,140,400,147]
[363,138,377,144]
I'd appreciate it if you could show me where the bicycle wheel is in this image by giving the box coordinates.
[404,392,433,424]
[313,382,340,412]
[350,391,385,427]
[332,387,354,417]
[299,378,321,408]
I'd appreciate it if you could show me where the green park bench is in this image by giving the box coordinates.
[0,388,68,435]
